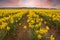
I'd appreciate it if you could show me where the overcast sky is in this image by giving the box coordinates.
[0,0,60,8]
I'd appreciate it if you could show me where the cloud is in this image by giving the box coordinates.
[0,0,20,3]
[0,0,60,8]
[47,0,60,5]
[0,0,11,3]
[0,0,20,6]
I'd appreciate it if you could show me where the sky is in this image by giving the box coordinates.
[0,0,60,8]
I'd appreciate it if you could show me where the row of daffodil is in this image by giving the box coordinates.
[0,9,55,40]
[0,9,21,19]
[25,10,55,40]
[35,10,60,29]
[0,10,28,40]
[0,10,27,30]
[35,10,60,21]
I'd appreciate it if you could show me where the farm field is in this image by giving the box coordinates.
[0,9,60,40]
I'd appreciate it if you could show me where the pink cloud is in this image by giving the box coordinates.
[0,0,60,8]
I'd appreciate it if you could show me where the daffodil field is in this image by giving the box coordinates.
[0,9,60,40]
